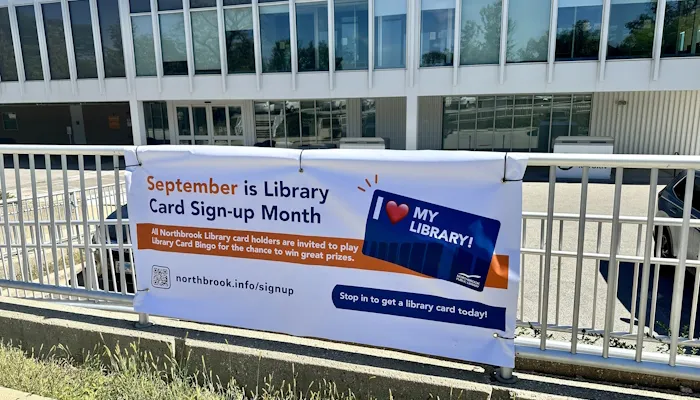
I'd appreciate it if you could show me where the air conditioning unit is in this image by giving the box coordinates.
[339,137,386,149]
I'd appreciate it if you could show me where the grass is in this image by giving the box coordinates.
[0,341,369,400]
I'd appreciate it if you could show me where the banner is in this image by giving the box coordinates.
[126,147,527,368]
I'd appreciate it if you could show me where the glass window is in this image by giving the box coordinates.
[42,3,70,80]
[97,0,126,77]
[442,94,591,152]
[420,0,455,67]
[324,100,347,144]
[144,101,170,143]
[550,94,572,144]
[158,0,183,11]
[375,0,406,68]
[0,8,18,81]
[191,11,220,74]
[460,0,501,65]
[259,5,291,73]
[300,100,317,145]
[176,106,191,136]
[191,0,216,8]
[70,0,98,79]
[229,106,244,142]
[570,94,591,136]
[17,5,43,81]
[296,2,329,72]
[255,101,272,145]
[130,0,151,13]
[556,0,603,60]
[361,99,376,137]
[512,95,535,151]
[334,0,369,70]
[223,0,251,5]
[532,95,552,152]
[285,101,301,146]
[225,8,255,73]
[507,0,551,62]
[2,112,18,130]
[607,0,657,59]
[160,13,188,75]
[132,15,157,76]
[662,0,700,57]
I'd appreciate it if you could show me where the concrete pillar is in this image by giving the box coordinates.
[405,94,419,150]
[129,99,148,145]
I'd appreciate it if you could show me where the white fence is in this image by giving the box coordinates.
[0,146,699,382]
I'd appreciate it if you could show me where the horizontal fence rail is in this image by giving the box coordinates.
[0,146,699,381]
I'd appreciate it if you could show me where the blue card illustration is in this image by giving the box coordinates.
[362,190,501,292]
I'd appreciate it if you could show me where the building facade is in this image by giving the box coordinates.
[0,0,699,154]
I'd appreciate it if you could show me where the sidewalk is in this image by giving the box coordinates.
[0,387,52,400]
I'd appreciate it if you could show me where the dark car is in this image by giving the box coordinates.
[655,171,700,275]
[72,204,135,292]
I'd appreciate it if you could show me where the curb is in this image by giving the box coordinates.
[0,387,53,400]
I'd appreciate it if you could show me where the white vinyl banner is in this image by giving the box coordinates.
[125,147,527,368]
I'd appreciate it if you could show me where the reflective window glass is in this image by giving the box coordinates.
[177,106,191,135]
[460,0,501,65]
[296,2,329,72]
[556,0,603,60]
[160,13,188,75]
[144,101,170,143]
[130,0,150,13]
[192,11,220,74]
[662,0,700,57]
[442,94,590,152]
[42,3,70,80]
[607,0,657,59]
[223,0,251,5]
[191,0,216,8]
[158,0,183,11]
[375,0,406,68]
[507,0,551,62]
[259,5,291,73]
[255,101,272,145]
[334,0,369,70]
[300,100,317,145]
[225,8,255,73]
[17,5,43,80]
[98,0,126,77]
[285,101,301,146]
[70,0,98,78]
[0,8,18,81]
[361,99,376,137]
[132,15,157,76]
[571,94,591,136]
[420,0,455,67]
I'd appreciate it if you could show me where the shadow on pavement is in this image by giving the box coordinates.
[600,260,700,342]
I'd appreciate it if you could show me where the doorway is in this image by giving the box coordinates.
[174,103,246,145]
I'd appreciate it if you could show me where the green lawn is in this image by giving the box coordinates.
[0,341,365,400]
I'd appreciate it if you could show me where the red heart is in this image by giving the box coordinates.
[385,201,409,224]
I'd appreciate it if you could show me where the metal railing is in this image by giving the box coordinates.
[0,147,699,382]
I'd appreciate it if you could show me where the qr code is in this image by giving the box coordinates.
[151,266,170,289]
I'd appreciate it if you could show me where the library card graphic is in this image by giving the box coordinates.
[362,190,501,292]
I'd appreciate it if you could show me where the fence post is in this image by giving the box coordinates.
[494,367,517,384]
[135,312,153,328]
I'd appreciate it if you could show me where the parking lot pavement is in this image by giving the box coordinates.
[521,170,700,346]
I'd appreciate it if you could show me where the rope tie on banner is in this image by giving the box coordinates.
[137,288,150,293]
[298,149,304,173]
[502,152,523,183]
[493,332,515,340]
[125,145,143,168]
